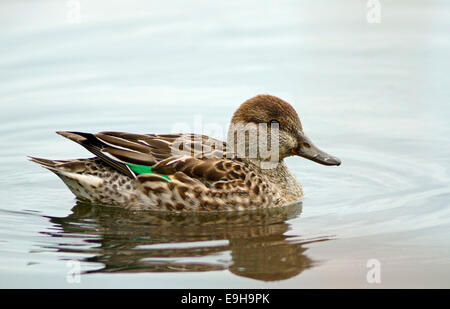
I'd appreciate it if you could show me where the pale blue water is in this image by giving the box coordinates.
[0,0,449,288]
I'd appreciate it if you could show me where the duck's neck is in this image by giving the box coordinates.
[245,158,303,199]
[226,121,280,164]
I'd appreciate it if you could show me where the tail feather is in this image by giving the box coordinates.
[55,131,135,178]
[29,156,106,201]
[56,130,94,144]
[29,156,138,206]
[28,156,67,170]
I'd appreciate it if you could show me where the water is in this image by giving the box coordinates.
[1,0,449,288]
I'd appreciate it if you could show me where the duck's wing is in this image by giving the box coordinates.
[56,131,227,178]
[136,155,269,211]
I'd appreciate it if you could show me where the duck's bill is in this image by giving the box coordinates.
[293,134,341,166]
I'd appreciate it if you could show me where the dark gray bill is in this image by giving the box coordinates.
[293,134,341,166]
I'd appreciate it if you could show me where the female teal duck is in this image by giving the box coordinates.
[30,95,340,211]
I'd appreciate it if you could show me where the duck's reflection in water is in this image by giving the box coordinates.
[42,201,332,281]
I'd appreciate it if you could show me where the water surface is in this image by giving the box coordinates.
[0,0,449,288]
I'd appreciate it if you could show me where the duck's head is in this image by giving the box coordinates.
[227,94,341,166]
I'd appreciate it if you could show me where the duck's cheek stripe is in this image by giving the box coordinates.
[126,163,171,181]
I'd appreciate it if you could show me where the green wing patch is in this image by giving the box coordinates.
[126,163,171,181]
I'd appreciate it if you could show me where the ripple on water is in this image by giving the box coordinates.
[289,139,450,239]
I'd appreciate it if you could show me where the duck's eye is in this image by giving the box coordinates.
[269,119,280,128]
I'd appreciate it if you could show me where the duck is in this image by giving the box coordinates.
[30,94,341,211]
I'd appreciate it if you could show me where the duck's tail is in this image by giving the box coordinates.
[29,156,138,206]
[29,156,105,201]
[28,156,65,170]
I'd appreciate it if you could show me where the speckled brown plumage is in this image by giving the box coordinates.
[30,94,341,211]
